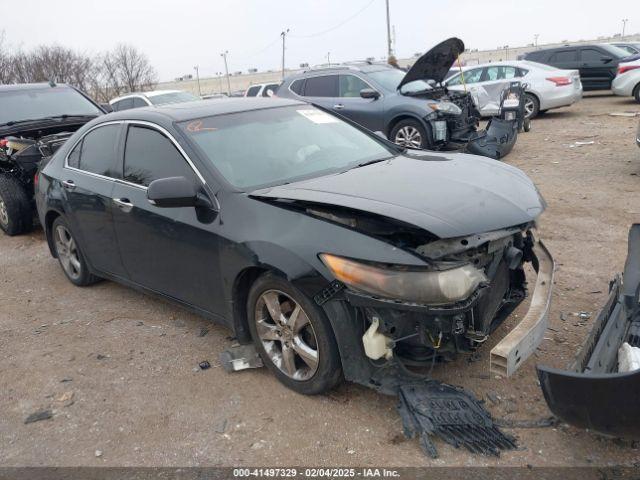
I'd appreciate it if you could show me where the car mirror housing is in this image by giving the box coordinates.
[360,88,380,99]
[147,176,202,208]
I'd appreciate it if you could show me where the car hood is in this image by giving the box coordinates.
[398,37,465,90]
[250,152,545,239]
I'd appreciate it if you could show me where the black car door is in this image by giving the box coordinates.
[579,47,616,89]
[63,122,127,277]
[336,74,384,131]
[111,122,224,316]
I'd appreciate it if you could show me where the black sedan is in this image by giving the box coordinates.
[36,98,552,394]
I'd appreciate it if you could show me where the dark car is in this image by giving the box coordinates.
[277,38,491,154]
[0,82,104,235]
[36,98,552,395]
[522,44,631,90]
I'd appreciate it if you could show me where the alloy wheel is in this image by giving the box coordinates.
[54,225,82,280]
[523,98,535,118]
[395,126,423,148]
[0,197,8,228]
[254,289,319,381]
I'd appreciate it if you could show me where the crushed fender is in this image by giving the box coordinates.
[397,382,517,457]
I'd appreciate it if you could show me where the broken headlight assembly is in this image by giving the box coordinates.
[319,253,487,305]
[428,101,462,116]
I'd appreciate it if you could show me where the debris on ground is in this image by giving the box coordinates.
[198,361,211,370]
[24,409,53,424]
[94,450,103,457]
[55,391,75,407]
[198,327,209,337]
[397,382,517,458]
[568,140,595,148]
[214,419,228,434]
[496,417,560,429]
[220,344,263,373]
[609,112,640,117]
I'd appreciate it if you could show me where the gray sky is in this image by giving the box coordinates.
[2,0,637,81]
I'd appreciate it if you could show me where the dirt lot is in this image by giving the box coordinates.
[1,93,640,467]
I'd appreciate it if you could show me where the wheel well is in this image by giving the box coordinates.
[232,266,269,343]
[44,210,61,257]
[525,91,540,104]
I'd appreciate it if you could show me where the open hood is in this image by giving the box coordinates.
[398,37,465,90]
[250,152,545,239]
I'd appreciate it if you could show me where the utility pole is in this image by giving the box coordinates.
[220,51,231,95]
[193,65,201,97]
[216,72,222,93]
[504,45,510,60]
[281,28,289,80]
[534,34,539,48]
[385,0,392,58]
[326,52,331,66]
[622,19,629,38]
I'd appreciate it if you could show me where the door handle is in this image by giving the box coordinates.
[62,180,76,191]
[113,198,134,213]
[333,104,345,110]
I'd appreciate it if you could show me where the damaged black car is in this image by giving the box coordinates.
[36,98,552,399]
[0,82,105,235]
[277,38,520,159]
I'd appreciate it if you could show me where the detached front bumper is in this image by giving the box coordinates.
[536,225,640,439]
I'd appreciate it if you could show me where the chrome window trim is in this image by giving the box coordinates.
[64,119,207,186]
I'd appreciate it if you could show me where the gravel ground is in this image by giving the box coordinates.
[1,93,639,467]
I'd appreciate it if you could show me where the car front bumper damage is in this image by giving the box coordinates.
[537,224,640,440]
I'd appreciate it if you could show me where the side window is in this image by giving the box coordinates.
[114,98,134,111]
[581,49,604,62]
[463,68,483,83]
[67,141,82,169]
[516,68,528,77]
[485,67,501,80]
[303,75,339,97]
[246,86,261,97]
[132,97,147,108]
[262,84,279,97]
[289,79,305,95]
[123,125,197,187]
[339,75,370,97]
[503,66,517,79]
[75,125,120,177]
[550,50,577,62]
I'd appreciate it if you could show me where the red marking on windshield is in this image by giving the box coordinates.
[186,120,218,132]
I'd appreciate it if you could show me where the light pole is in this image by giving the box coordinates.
[220,51,231,95]
[504,44,510,60]
[622,19,629,38]
[385,0,392,58]
[326,52,331,67]
[534,34,539,48]
[193,65,201,97]
[281,28,289,80]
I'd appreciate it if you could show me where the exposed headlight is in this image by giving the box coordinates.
[319,254,487,305]
[429,101,462,115]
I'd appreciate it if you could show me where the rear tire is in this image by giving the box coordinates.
[0,174,33,236]
[390,119,430,149]
[247,273,343,395]
[634,84,640,104]
[51,216,100,286]
[523,93,539,119]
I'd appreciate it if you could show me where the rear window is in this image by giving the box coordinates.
[148,91,199,105]
[69,124,120,177]
[246,86,261,97]
[289,79,305,95]
[0,87,102,125]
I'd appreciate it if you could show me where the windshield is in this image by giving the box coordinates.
[179,105,397,190]
[0,87,101,125]
[149,91,200,105]
[367,69,432,93]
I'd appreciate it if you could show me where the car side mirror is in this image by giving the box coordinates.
[100,103,113,113]
[360,88,380,99]
[147,176,212,209]
[601,56,613,63]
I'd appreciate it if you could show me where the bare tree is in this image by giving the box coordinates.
[0,30,12,84]
[110,44,157,93]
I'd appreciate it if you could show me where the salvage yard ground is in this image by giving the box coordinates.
[1,93,640,467]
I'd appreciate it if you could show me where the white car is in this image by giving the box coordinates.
[244,83,280,98]
[109,90,200,112]
[445,60,582,119]
[612,59,640,103]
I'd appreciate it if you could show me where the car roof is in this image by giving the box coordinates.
[285,62,393,80]
[110,89,187,103]
[0,82,74,92]
[102,97,305,123]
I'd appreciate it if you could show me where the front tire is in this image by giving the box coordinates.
[247,273,342,395]
[390,119,429,149]
[51,216,100,286]
[0,175,33,236]
[634,84,640,104]
[523,93,539,119]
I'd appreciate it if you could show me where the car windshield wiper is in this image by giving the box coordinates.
[353,155,396,169]
[0,114,98,128]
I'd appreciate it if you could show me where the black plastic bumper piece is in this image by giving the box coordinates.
[536,224,640,439]
[466,118,518,160]
[397,382,517,457]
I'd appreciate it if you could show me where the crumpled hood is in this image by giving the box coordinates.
[251,152,545,239]
[398,37,465,89]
